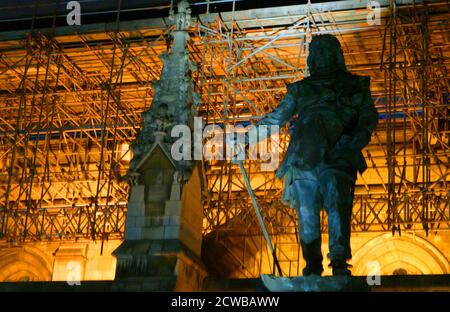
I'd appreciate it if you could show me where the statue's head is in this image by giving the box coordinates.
[306,34,346,76]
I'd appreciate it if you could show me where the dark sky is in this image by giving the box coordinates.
[0,0,339,32]
[0,0,335,20]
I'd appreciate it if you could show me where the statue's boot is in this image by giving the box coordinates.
[293,179,323,277]
[301,238,323,276]
[330,259,352,276]
[319,168,355,277]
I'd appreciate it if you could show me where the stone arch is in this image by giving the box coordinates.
[0,245,53,281]
[351,233,450,276]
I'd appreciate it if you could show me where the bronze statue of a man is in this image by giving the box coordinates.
[252,35,378,276]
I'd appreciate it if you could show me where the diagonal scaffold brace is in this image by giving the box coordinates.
[231,142,283,277]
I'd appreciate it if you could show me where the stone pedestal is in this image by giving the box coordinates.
[260,274,370,292]
[113,146,206,291]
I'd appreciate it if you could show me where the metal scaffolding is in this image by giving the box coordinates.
[0,0,448,275]
[0,12,169,243]
[381,1,449,236]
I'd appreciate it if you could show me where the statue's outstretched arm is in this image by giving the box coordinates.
[256,84,297,127]
[247,84,297,143]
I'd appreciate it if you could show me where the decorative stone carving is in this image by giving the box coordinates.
[129,0,199,181]
[113,1,206,291]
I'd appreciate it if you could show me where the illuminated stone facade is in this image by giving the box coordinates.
[0,240,120,282]
[0,231,448,284]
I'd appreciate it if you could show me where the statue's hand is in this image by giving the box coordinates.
[349,131,371,150]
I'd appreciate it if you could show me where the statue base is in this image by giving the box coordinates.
[260,274,370,292]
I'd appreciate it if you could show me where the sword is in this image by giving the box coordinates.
[231,141,283,276]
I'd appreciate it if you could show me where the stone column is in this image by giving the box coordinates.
[113,1,206,291]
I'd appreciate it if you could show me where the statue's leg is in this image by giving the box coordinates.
[292,179,323,276]
[319,168,355,276]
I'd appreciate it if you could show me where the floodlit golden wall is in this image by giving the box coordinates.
[0,240,121,282]
[0,232,448,282]
[231,231,450,278]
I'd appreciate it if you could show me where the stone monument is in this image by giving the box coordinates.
[253,34,378,291]
[113,1,206,291]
